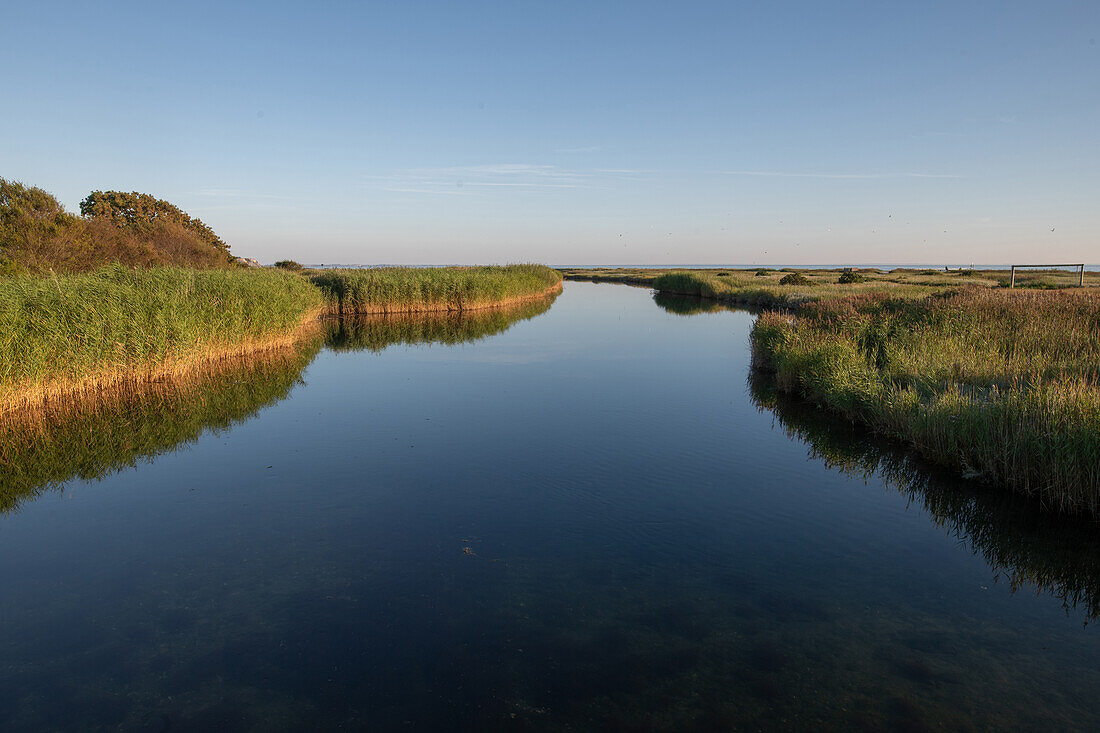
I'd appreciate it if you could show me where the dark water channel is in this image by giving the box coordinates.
[3,282,1100,730]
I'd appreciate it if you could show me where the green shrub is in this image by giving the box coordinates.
[275,260,304,271]
[779,272,812,286]
[838,270,866,284]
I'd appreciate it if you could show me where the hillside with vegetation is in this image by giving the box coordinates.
[0,179,233,274]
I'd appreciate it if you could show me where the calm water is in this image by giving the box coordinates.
[3,282,1100,730]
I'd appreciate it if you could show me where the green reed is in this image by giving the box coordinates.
[309,264,562,314]
[752,287,1100,513]
[0,265,323,406]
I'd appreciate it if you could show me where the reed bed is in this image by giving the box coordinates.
[0,265,323,414]
[310,264,562,315]
[650,270,941,308]
[751,287,1100,513]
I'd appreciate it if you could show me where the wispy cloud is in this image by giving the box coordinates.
[373,163,648,195]
[192,188,298,200]
[555,145,602,153]
[722,170,961,179]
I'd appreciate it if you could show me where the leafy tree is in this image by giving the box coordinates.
[0,178,87,272]
[80,190,229,257]
[274,260,303,271]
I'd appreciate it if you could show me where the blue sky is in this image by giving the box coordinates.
[2,1,1097,265]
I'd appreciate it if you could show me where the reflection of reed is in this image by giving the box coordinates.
[323,290,559,352]
[0,292,560,513]
[0,337,325,514]
[749,373,1100,621]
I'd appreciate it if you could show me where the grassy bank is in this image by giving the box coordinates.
[2,263,564,416]
[0,265,323,414]
[751,287,1100,513]
[310,264,562,315]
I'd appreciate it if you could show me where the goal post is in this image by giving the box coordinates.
[1009,263,1085,288]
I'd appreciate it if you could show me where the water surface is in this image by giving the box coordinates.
[3,282,1100,730]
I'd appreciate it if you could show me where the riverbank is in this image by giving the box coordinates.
[310,264,562,315]
[566,267,1100,512]
[751,288,1100,514]
[1,264,562,417]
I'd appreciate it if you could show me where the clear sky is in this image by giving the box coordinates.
[2,1,1097,265]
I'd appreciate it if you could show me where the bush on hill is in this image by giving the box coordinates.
[0,178,232,273]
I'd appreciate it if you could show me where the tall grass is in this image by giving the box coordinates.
[751,287,1100,513]
[650,270,939,308]
[310,264,562,315]
[0,265,322,412]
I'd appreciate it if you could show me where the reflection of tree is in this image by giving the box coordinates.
[652,291,765,317]
[0,292,561,513]
[652,292,729,316]
[750,372,1100,621]
[323,291,559,351]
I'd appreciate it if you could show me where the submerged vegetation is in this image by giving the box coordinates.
[752,288,1100,513]
[310,264,563,315]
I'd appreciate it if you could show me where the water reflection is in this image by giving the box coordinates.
[323,290,558,351]
[0,293,559,511]
[750,374,1100,621]
[652,291,731,316]
[0,339,324,513]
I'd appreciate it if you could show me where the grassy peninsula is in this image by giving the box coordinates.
[310,264,563,315]
[565,266,1100,513]
[0,177,562,416]
[752,287,1100,513]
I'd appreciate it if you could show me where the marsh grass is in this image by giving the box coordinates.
[648,270,941,308]
[751,288,1100,513]
[310,264,562,315]
[0,265,323,413]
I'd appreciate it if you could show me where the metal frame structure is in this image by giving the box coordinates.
[1009,263,1085,288]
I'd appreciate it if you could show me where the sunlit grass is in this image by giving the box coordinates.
[0,265,323,412]
[310,264,562,314]
[751,287,1100,513]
